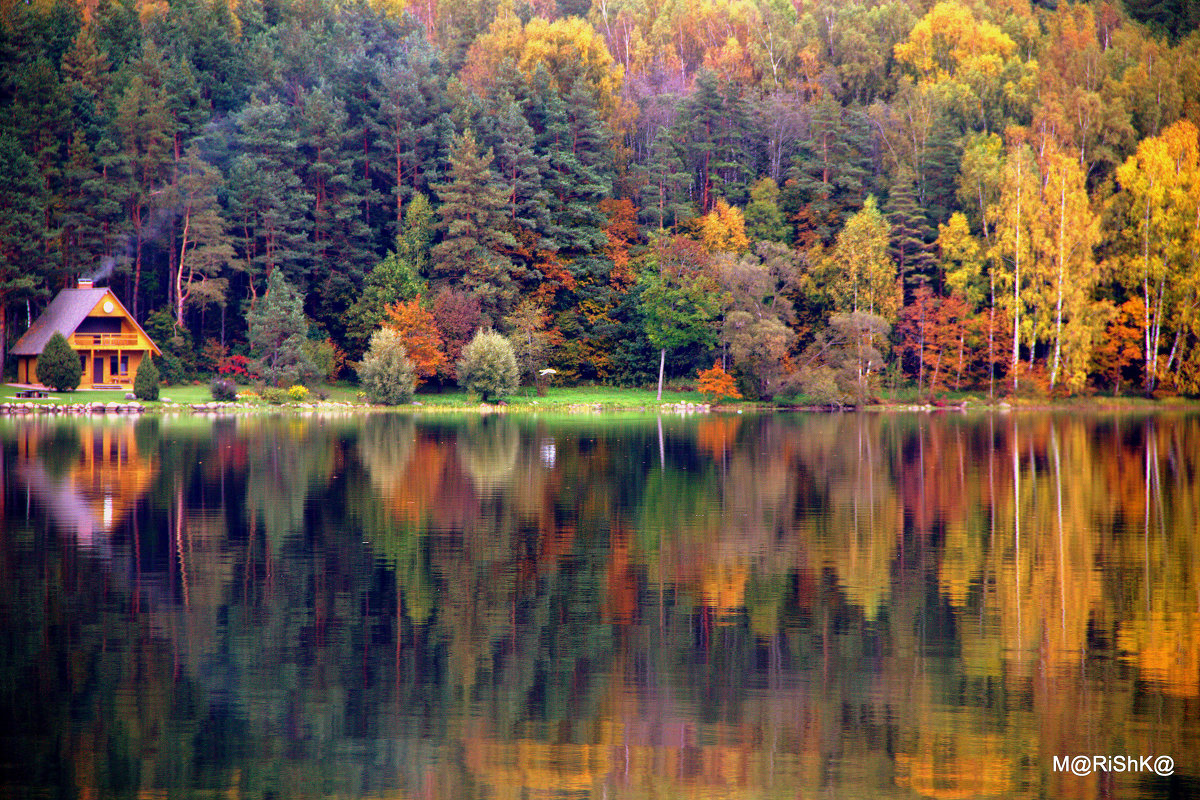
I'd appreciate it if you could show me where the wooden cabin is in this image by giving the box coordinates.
[11,278,161,389]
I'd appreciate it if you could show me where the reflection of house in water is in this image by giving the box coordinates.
[13,421,157,549]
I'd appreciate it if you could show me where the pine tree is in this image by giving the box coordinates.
[884,166,937,296]
[109,43,179,317]
[637,128,692,230]
[298,85,373,342]
[0,135,48,377]
[227,97,314,306]
[38,332,82,392]
[480,93,549,239]
[525,67,611,257]
[788,95,873,246]
[429,129,519,324]
[247,268,317,386]
[674,70,752,211]
[133,354,160,400]
[370,36,450,241]
[170,146,232,327]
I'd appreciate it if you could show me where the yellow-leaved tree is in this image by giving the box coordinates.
[1114,120,1200,394]
[697,198,750,254]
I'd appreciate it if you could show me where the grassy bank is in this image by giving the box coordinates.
[5,381,1195,413]
[1,382,729,411]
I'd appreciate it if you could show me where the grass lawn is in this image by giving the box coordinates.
[1,381,365,406]
[413,383,725,409]
[2,380,736,410]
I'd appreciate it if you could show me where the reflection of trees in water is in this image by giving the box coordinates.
[357,414,416,493]
[3,414,1199,800]
[37,423,81,478]
[456,416,519,492]
[240,418,338,545]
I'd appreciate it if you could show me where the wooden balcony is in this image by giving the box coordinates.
[72,333,140,348]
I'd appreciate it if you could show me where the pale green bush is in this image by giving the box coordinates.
[357,328,416,405]
[456,329,519,403]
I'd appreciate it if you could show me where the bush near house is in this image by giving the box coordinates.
[133,356,160,401]
[37,332,82,392]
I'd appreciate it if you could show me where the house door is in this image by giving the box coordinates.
[93,357,104,383]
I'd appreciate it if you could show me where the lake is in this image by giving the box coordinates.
[1,410,1196,799]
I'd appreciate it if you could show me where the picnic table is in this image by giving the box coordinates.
[14,389,48,399]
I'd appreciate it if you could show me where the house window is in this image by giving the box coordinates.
[79,354,87,375]
[110,355,119,377]
[120,355,129,375]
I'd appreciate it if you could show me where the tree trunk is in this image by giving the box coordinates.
[656,347,665,401]
[1012,155,1022,393]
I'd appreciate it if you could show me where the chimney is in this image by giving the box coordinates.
[77,277,93,289]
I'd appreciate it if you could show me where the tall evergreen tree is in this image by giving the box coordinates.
[369,34,451,243]
[636,127,692,230]
[430,129,520,325]
[525,66,611,257]
[247,267,317,386]
[298,84,373,342]
[786,94,874,246]
[0,135,48,376]
[480,92,549,240]
[227,96,314,307]
[109,43,178,316]
[674,70,754,211]
[884,166,937,295]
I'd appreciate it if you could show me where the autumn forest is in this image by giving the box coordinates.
[2,0,1199,399]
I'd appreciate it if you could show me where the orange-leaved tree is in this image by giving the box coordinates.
[384,296,447,384]
[697,361,742,403]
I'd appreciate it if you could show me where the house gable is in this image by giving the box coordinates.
[12,286,161,358]
[73,290,162,356]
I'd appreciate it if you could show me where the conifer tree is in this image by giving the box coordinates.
[637,128,692,230]
[227,97,314,307]
[430,129,519,324]
[0,135,47,376]
[247,268,317,386]
[481,93,549,238]
[885,166,937,295]
[133,354,159,400]
[298,85,373,342]
[38,332,82,392]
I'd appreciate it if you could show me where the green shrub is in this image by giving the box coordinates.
[260,387,289,404]
[37,331,82,391]
[210,378,238,401]
[456,329,519,403]
[357,328,416,405]
[133,356,160,401]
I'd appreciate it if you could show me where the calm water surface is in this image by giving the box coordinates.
[1,411,1197,799]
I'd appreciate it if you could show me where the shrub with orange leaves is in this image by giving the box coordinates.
[384,296,447,385]
[697,361,742,403]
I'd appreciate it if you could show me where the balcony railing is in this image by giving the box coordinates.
[72,333,140,348]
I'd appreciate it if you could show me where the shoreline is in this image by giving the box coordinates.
[3,384,1198,417]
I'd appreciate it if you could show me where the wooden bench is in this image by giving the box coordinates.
[14,389,48,399]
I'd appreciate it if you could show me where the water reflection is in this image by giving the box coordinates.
[0,411,1196,799]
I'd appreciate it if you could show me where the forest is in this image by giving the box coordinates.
[1,0,1199,400]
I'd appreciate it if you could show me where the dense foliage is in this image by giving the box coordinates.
[36,332,82,391]
[456,328,519,401]
[2,0,1199,397]
[133,355,159,400]
[357,327,417,404]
